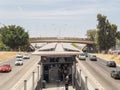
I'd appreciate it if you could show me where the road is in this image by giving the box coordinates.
[1,43,120,90]
[0,55,40,90]
[78,57,120,90]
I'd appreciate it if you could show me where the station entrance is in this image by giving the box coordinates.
[41,55,76,84]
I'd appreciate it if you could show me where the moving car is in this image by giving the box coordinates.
[0,64,12,72]
[15,58,23,66]
[23,54,30,59]
[16,54,23,58]
[106,61,116,67]
[89,55,97,61]
[111,70,120,79]
[79,53,86,60]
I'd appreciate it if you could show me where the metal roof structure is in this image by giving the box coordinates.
[32,51,80,56]
[37,43,57,51]
[62,43,80,52]
[32,43,81,56]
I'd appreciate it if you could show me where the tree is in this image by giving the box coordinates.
[115,31,120,49]
[0,25,29,51]
[97,14,117,53]
[86,29,97,41]
[0,34,7,49]
[116,31,120,40]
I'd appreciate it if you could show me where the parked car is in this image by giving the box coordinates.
[106,61,116,67]
[0,64,12,72]
[79,53,86,60]
[111,70,120,79]
[23,54,30,59]
[89,55,97,61]
[16,54,23,58]
[15,58,23,66]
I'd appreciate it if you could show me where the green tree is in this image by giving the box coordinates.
[0,25,29,51]
[86,29,97,41]
[97,14,117,53]
[115,31,120,49]
[0,34,7,49]
[116,31,120,40]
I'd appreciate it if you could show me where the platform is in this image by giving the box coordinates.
[42,82,75,90]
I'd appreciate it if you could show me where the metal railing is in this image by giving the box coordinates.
[11,65,41,90]
[74,59,105,90]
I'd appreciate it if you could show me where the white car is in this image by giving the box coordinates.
[23,54,30,59]
[79,53,86,60]
[16,54,23,58]
[15,58,23,66]
[89,55,97,61]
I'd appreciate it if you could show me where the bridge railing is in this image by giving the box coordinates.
[30,37,92,41]
[29,37,94,44]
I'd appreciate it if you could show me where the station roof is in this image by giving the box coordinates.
[32,43,81,56]
[32,51,80,56]
[37,43,56,51]
[62,43,80,52]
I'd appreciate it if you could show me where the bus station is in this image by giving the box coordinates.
[32,43,80,90]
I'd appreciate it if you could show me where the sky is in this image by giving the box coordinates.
[0,0,120,38]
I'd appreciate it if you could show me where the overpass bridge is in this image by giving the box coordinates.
[29,37,96,52]
[29,37,94,44]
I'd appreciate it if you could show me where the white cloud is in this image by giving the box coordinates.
[0,8,98,20]
[0,0,71,5]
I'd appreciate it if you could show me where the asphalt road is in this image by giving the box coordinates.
[0,54,40,90]
[78,57,120,90]
[1,43,120,90]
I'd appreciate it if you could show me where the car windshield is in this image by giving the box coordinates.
[110,61,115,63]
[16,54,22,58]
[92,55,96,57]
[80,53,85,56]
[114,71,120,74]
[24,54,28,56]
[16,59,22,61]
[1,64,9,66]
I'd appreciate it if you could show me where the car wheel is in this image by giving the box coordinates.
[111,74,112,77]
[111,73,113,77]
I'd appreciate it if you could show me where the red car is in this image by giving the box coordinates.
[0,64,12,72]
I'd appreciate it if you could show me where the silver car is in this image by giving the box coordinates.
[79,53,86,60]
[16,54,23,58]
[111,70,120,79]
[23,54,30,59]
[15,58,23,66]
[90,55,97,61]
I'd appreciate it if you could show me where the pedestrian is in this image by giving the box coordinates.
[65,75,69,90]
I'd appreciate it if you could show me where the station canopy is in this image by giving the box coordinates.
[32,43,81,57]
[32,51,80,57]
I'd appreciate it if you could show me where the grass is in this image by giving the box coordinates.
[92,53,120,65]
[0,51,22,62]
[0,51,120,65]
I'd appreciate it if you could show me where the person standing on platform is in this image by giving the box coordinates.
[65,75,69,90]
